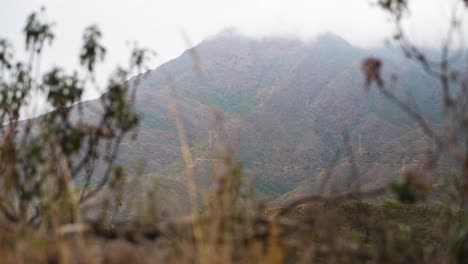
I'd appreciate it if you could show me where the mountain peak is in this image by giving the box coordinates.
[204,27,249,43]
[200,30,352,51]
[313,32,352,49]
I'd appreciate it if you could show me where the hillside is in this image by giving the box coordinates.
[77,31,442,201]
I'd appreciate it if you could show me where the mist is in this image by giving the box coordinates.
[1,0,465,101]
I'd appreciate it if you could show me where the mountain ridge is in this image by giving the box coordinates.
[72,32,442,203]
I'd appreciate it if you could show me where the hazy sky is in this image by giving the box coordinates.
[1,0,466,101]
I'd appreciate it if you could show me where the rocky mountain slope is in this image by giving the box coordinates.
[79,31,442,202]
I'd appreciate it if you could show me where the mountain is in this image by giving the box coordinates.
[79,31,443,202]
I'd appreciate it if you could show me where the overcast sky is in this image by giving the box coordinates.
[1,0,466,101]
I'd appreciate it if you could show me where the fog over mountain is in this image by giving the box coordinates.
[2,0,464,102]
